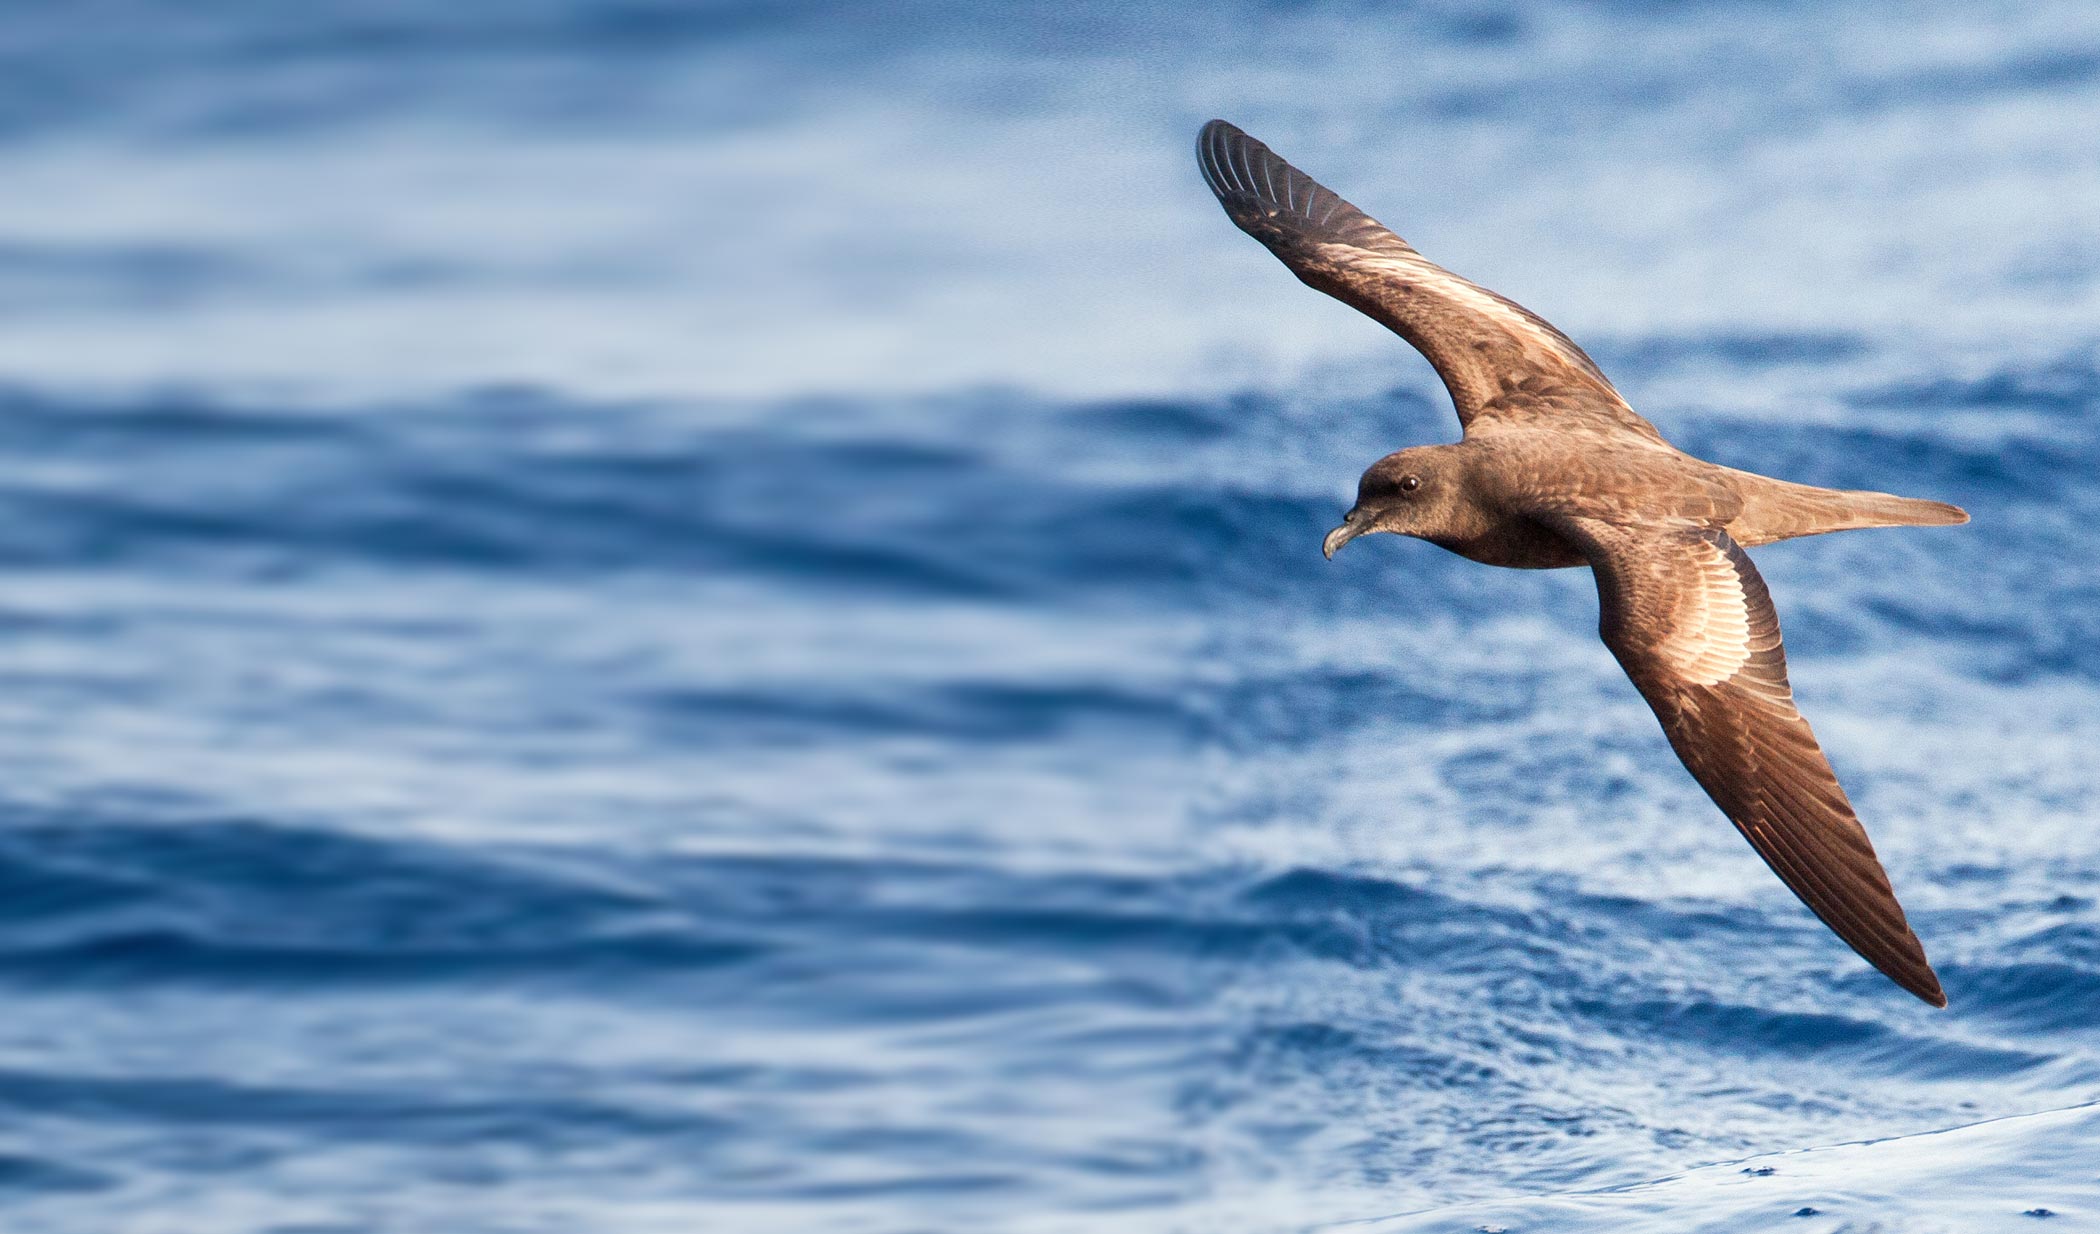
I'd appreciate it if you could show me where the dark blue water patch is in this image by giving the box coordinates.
[1672,416,2086,507]
[1860,588,2100,685]
[1435,729,1658,817]
[0,816,795,990]
[413,435,1006,594]
[658,854,1305,970]
[1429,5,1528,47]
[0,1065,730,1148]
[1244,1022,1505,1094]
[1240,867,1445,916]
[0,1153,115,1197]
[2004,920,2100,967]
[0,925,769,990]
[0,386,379,465]
[1,379,2057,632]
[646,678,1197,748]
[221,0,831,64]
[1017,484,1330,594]
[1238,868,1581,977]
[685,427,1223,602]
[0,831,1238,1000]
[1940,961,2100,1036]
[1211,383,1450,454]
[0,0,858,141]
[1577,997,2052,1080]
[1858,596,2042,649]
[872,901,1273,966]
[0,816,649,933]
[1066,397,1237,444]
[1209,665,1541,755]
[1226,1020,1523,1148]
[0,842,159,926]
[0,826,1511,1003]
[1841,44,2100,113]
[0,242,265,313]
[1427,61,1690,124]
[1551,886,1763,944]
[0,390,1015,594]
[0,386,1348,603]
[1849,356,2100,417]
[1596,331,1872,377]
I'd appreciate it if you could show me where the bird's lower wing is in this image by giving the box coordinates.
[1196,119,1665,445]
[1547,515,1945,1006]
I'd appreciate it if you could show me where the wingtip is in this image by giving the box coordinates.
[1856,915,1947,1007]
[1839,924,1947,1008]
[1194,119,1235,190]
[1885,952,1947,1007]
[1194,118,1374,245]
[1195,118,1262,203]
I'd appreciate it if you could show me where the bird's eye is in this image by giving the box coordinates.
[1399,475,1421,493]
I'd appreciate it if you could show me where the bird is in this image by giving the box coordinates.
[1196,119,1966,1006]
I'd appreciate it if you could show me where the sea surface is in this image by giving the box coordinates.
[0,2,2098,1231]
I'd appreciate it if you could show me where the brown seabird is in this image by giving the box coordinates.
[1198,119,1966,1006]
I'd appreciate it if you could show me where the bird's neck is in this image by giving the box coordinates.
[1416,446,1581,568]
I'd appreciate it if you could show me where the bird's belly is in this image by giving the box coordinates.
[1429,520,1586,569]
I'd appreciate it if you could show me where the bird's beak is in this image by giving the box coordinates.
[1322,509,1366,560]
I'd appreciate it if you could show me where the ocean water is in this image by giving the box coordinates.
[1,2,2098,1231]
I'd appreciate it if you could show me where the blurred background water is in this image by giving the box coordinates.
[0,1,2097,1231]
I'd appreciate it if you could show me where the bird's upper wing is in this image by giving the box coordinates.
[1198,119,1666,445]
[1545,513,1945,1006]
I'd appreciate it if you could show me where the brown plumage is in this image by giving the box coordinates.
[1199,119,1966,1006]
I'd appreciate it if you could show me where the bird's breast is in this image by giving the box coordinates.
[1427,517,1587,569]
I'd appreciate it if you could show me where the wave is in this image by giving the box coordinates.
[1356,1101,2100,1234]
[1,364,2086,598]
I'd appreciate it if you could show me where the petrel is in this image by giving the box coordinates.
[1197,119,1966,1006]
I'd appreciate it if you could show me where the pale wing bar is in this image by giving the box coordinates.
[1557,516,1945,1006]
[1196,119,1660,443]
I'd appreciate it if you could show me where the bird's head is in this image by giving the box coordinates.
[1322,447,1464,559]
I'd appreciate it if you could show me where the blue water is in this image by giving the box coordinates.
[0,2,2098,1231]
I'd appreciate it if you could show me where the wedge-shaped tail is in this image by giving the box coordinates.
[1726,472,1969,548]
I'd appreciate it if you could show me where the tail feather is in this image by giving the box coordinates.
[1727,472,1968,547]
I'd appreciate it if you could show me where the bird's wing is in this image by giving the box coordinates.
[1197,119,1665,445]
[1546,514,1945,1006]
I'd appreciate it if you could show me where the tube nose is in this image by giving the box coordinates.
[1322,509,1365,560]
